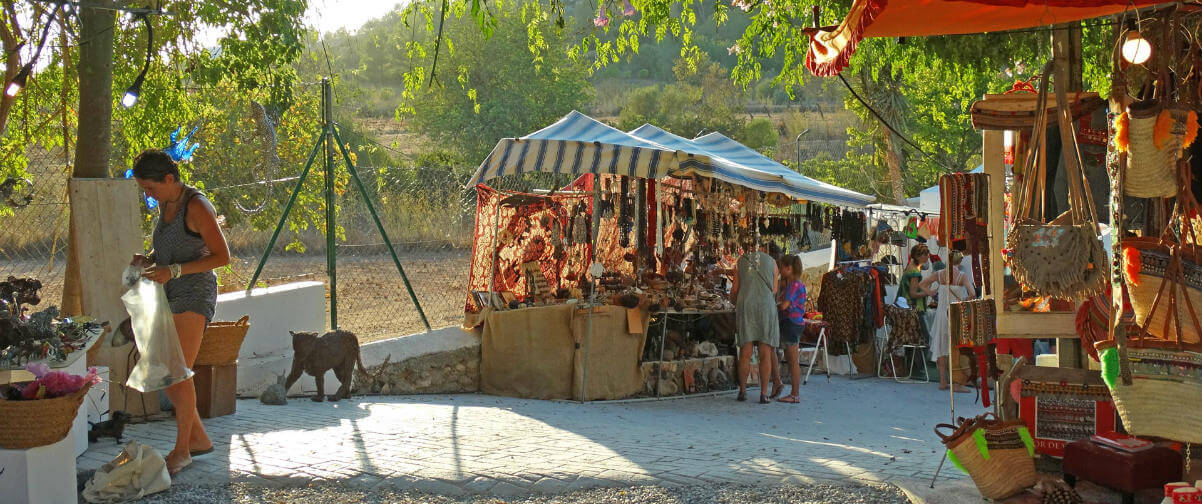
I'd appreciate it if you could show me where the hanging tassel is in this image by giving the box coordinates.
[1114,112,1130,153]
[1122,246,1142,286]
[1185,111,1200,148]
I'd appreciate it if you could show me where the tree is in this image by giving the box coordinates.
[398,0,593,164]
[411,0,1115,200]
[0,1,310,310]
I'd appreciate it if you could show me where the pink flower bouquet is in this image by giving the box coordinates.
[13,362,100,400]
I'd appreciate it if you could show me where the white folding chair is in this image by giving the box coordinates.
[799,323,831,384]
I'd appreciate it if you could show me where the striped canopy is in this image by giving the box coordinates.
[468,111,707,186]
[469,111,874,207]
[631,125,874,207]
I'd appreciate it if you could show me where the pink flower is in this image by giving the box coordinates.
[594,14,609,27]
[622,1,636,16]
[25,362,50,378]
[17,367,98,400]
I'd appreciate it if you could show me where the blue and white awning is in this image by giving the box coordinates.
[689,131,875,207]
[469,111,705,185]
[629,125,874,207]
[469,111,874,207]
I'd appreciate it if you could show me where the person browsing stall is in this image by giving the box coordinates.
[730,236,779,404]
[774,254,806,404]
[129,149,230,476]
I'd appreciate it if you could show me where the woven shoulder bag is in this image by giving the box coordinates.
[1006,62,1107,301]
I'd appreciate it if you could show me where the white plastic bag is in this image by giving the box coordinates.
[121,265,192,392]
[82,442,172,503]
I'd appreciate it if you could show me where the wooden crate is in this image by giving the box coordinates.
[193,363,237,419]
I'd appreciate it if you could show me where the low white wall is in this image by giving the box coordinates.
[213,281,325,396]
[213,281,480,396]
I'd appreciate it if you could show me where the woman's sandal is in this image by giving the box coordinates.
[778,395,800,404]
[190,446,215,457]
[769,383,784,400]
[736,391,747,402]
[166,452,192,476]
[759,395,771,404]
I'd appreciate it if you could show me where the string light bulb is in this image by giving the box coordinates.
[1121,30,1152,65]
[5,64,31,97]
[122,13,153,108]
[5,5,61,99]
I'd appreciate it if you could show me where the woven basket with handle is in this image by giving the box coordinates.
[194,315,250,366]
[1096,340,1202,444]
[0,382,92,449]
[936,413,1037,500]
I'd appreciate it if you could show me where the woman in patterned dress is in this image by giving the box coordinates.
[129,150,230,475]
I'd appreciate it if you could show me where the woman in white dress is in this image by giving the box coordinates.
[922,250,975,392]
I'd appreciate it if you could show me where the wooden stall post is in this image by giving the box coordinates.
[69,178,160,417]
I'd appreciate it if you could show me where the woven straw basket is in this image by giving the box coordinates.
[1097,342,1202,444]
[194,315,250,367]
[0,382,92,449]
[937,415,1037,500]
[1125,104,1184,198]
[1123,238,1202,348]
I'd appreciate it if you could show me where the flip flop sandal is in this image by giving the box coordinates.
[759,395,771,404]
[778,396,800,404]
[190,447,215,457]
[167,455,192,476]
[736,391,747,402]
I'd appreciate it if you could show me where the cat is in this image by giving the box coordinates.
[284,330,367,402]
[88,411,132,443]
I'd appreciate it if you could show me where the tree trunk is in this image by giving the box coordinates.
[62,1,115,315]
[883,130,906,204]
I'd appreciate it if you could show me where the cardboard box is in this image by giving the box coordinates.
[194,363,237,419]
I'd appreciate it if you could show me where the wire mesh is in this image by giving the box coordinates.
[0,146,72,312]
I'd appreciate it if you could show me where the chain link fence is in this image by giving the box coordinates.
[212,160,478,343]
[0,146,72,312]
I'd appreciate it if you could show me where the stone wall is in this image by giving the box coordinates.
[358,344,481,395]
[640,355,736,396]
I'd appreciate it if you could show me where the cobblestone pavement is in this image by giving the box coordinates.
[79,377,982,497]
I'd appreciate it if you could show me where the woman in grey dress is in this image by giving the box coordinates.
[129,150,230,475]
[730,238,779,403]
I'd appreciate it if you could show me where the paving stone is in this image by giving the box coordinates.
[80,379,983,497]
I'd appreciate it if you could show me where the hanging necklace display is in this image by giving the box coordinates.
[618,177,635,248]
[599,178,615,218]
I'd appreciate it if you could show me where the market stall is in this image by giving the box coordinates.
[807,1,1200,500]
[464,111,874,400]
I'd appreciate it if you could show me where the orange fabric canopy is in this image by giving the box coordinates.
[806,0,1166,77]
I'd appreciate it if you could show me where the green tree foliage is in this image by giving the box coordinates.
[397,0,593,164]
[418,0,1117,200]
[0,1,344,252]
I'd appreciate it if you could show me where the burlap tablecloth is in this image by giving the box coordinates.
[480,304,647,400]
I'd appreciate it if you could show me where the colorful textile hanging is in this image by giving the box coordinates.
[939,173,991,295]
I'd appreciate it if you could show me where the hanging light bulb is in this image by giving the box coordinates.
[1121,30,1152,65]
[122,13,152,108]
[5,5,61,99]
[5,64,31,97]
[121,73,143,107]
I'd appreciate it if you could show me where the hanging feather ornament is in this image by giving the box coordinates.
[1185,110,1200,148]
[1113,111,1130,152]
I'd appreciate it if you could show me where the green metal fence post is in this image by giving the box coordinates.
[245,130,326,293]
[322,78,338,330]
[330,125,432,332]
